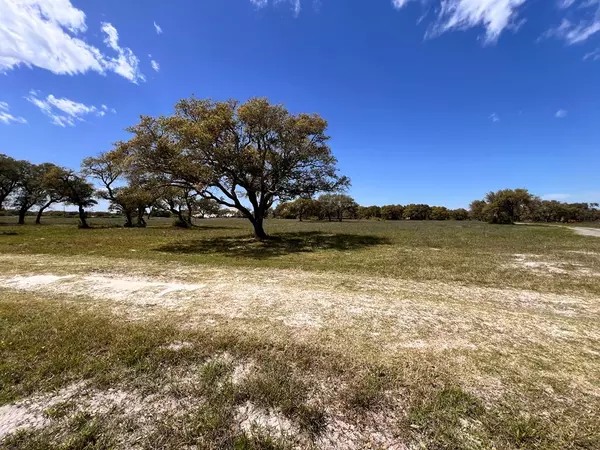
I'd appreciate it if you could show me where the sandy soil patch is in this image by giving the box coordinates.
[0,254,598,357]
[570,227,600,238]
[508,253,598,276]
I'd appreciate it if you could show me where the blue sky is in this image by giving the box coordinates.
[1,0,599,209]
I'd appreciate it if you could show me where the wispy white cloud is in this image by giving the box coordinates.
[542,18,600,44]
[0,101,27,125]
[555,109,568,118]
[489,112,500,122]
[391,0,527,43]
[391,0,413,8]
[542,0,600,44]
[0,0,144,82]
[100,22,145,83]
[558,0,576,8]
[584,48,600,60]
[150,57,160,72]
[250,0,600,48]
[250,0,269,7]
[25,91,114,127]
[154,21,163,34]
[250,0,301,16]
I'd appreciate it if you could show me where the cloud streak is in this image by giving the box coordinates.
[0,101,27,125]
[25,91,115,127]
[249,0,600,47]
[555,109,567,118]
[0,0,144,82]
[489,112,500,122]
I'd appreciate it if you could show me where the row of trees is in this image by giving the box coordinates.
[274,196,470,221]
[470,189,600,224]
[0,154,97,228]
[1,97,348,237]
[275,190,599,224]
[2,97,598,236]
[0,153,233,228]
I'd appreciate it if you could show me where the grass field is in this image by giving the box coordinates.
[1,217,599,449]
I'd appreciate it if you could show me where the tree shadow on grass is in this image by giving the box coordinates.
[155,231,391,259]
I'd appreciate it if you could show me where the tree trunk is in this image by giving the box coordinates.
[78,205,90,229]
[252,218,268,240]
[123,211,134,227]
[18,208,27,225]
[35,209,44,225]
[35,202,52,224]
[136,208,147,227]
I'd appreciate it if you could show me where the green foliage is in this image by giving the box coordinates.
[317,193,357,221]
[11,161,48,221]
[525,199,600,223]
[380,204,404,220]
[0,153,21,209]
[450,208,469,220]
[478,188,534,224]
[430,206,450,220]
[286,198,321,221]
[465,189,594,225]
[121,97,349,238]
[357,205,381,220]
[469,200,487,221]
[403,204,432,220]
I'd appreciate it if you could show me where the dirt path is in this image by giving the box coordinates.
[570,227,600,238]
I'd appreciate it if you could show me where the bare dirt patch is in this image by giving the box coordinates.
[508,253,598,277]
[570,227,600,238]
[0,254,598,356]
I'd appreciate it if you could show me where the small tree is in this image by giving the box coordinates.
[13,162,47,225]
[288,198,320,221]
[317,194,357,222]
[159,186,207,227]
[34,165,68,224]
[0,154,21,210]
[482,189,533,224]
[82,150,159,227]
[122,97,349,239]
[56,171,97,228]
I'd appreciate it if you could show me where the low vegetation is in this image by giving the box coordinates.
[0,218,599,448]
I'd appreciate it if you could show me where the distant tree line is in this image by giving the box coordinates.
[3,151,598,229]
[469,189,600,224]
[273,196,470,221]
[274,190,598,224]
[2,98,598,234]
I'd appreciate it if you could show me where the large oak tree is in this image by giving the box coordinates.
[121,97,349,239]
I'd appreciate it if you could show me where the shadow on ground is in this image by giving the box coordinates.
[155,231,391,259]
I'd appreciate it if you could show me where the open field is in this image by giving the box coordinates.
[1,218,599,449]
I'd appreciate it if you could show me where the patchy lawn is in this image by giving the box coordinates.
[1,219,599,448]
